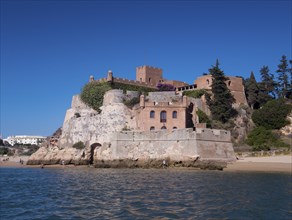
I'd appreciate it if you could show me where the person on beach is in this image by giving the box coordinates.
[163,159,167,168]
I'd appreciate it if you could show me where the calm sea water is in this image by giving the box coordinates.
[0,167,291,220]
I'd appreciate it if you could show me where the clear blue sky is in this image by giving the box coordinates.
[1,0,291,138]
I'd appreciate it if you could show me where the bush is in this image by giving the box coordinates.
[252,99,292,129]
[196,108,211,128]
[246,126,289,151]
[183,89,206,98]
[0,147,9,155]
[111,82,157,94]
[72,141,85,150]
[123,97,140,108]
[157,83,175,91]
[80,81,156,112]
[80,81,112,112]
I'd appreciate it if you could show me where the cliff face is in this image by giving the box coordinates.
[59,91,136,148]
[28,90,137,165]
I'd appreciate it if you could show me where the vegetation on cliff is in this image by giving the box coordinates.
[72,141,86,150]
[183,89,206,98]
[80,80,156,112]
[80,81,112,112]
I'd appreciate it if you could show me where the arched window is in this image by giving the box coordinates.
[150,110,155,118]
[173,127,177,130]
[150,126,155,131]
[161,126,167,130]
[172,111,177,119]
[160,111,167,122]
[206,79,210,85]
[228,81,231,86]
[148,77,151,83]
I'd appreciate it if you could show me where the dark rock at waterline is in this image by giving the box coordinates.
[27,158,227,170]
[26,159,90,166]
[94,159,227,170]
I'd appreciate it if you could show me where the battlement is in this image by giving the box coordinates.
[136,65,163,72]
[112,77,157,89]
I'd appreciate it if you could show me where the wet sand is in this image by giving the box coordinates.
[225,155,292,172]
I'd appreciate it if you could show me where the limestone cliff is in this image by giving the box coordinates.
[28,90,137,165]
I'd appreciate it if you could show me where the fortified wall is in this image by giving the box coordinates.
[95,128,235,162]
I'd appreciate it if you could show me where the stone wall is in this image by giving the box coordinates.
[95,128,236,162]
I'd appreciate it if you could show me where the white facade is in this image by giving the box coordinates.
[4,135,46,146]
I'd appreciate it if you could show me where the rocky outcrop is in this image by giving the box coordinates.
[28,90,137,165]
[280,112,292,137]
[93,158,227,170]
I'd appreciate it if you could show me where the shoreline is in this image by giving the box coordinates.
[225,155,291,173]
[1,155,291,173]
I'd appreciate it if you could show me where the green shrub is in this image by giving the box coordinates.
[246,126,289,151]
[252,99,292,129]
[196,108,211,128]
[80,81,112,112]
[123,97,140,108]
[72,141,85,150]
[112,82,156,94]
[0,147,9,155]
[183,89,206,98]
[80,81,156,112]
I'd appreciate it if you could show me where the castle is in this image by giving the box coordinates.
[27,65,247,166]
[91,65,247,131]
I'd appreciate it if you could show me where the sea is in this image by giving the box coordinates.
[0,167,291,220]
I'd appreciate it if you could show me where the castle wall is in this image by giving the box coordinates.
[97,128,235,161]
[194,75,247,105]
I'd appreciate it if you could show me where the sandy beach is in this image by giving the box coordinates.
[0,156,30,168]
[225,155,292,172]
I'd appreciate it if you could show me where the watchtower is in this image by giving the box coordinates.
[136,66,163,86]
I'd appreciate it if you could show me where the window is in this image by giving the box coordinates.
[150,111,155,118]
[161,126,167,130]
[150,126,155,131]
[228,81,231,86]
[172,111,177,118]
[206,79,210,85]
[160,111,167,122]
[148,77,151,83]
[173,127,177,129]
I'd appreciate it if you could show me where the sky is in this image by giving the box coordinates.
[1,0,291,138]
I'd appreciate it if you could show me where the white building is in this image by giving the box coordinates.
[4,135,46,146]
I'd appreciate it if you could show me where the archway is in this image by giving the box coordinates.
[90,143,101,164]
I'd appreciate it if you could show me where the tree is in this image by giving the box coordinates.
[205,60,236,123]
[276,55,290,98]
[260,65,276,98]
[245,71,259,109]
